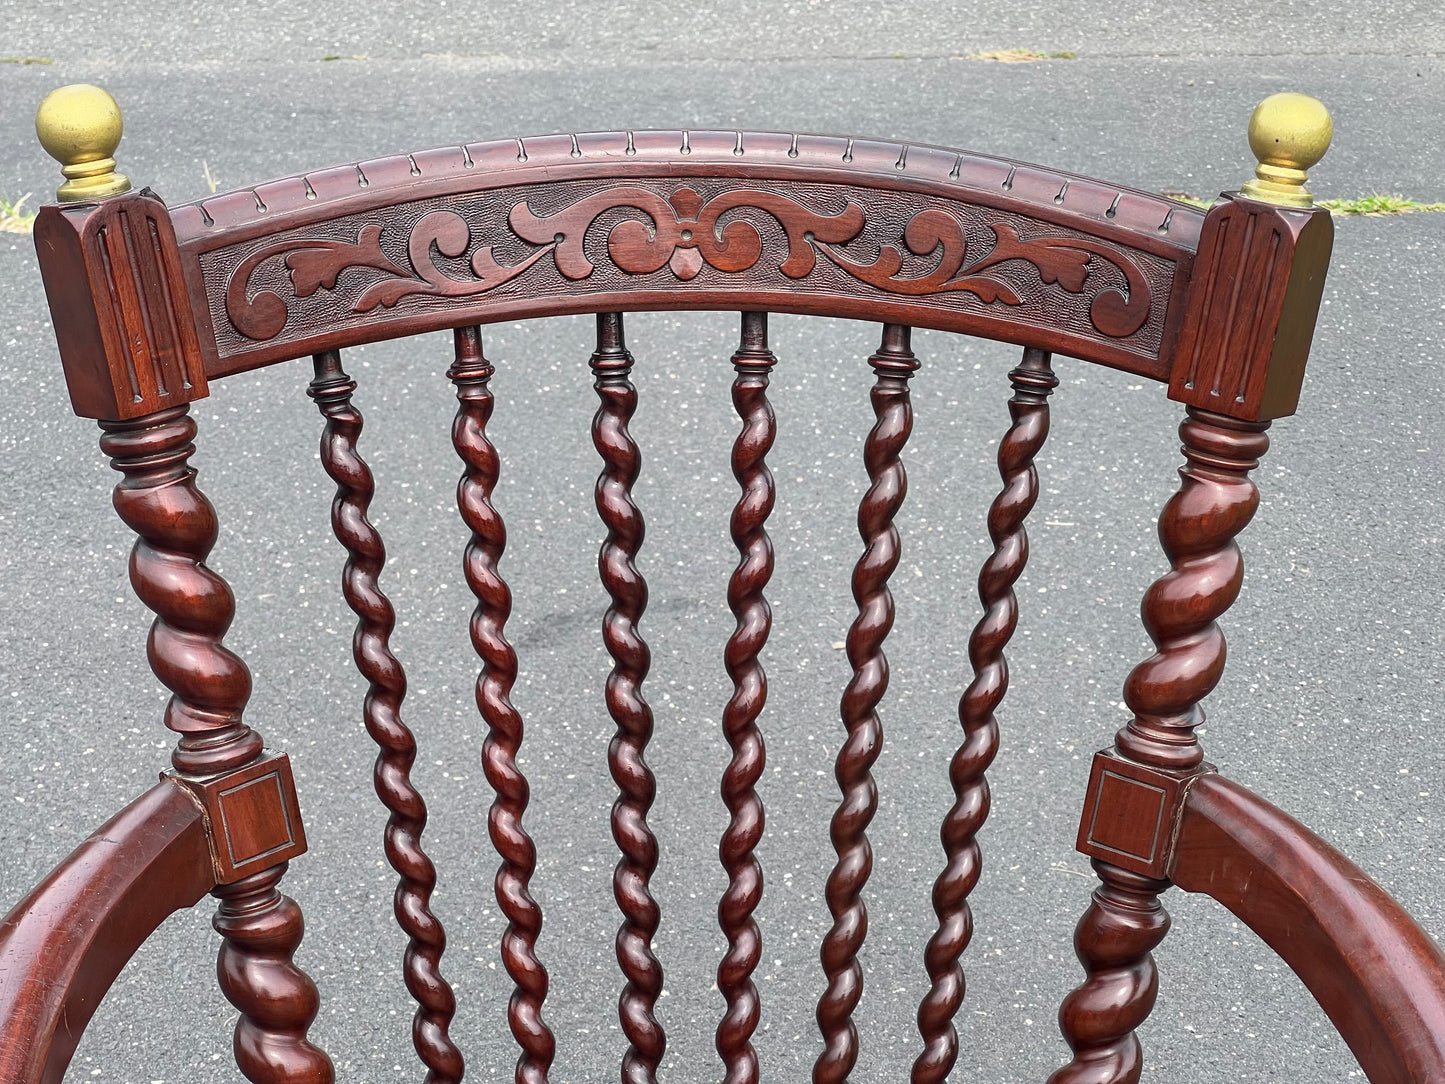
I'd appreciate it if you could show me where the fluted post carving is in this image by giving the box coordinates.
[913,347,1056,1084]
[716,312,777,1084]
[308,351,463,1084]
[815,323,918,1084]
[591,312,666,1084]
[1054,407,1270,1083]
[214,864,334,1084]
[100,405,332,1083]
[450,326,556,1084]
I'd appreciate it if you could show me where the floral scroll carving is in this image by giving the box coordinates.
[222,183,1153,344]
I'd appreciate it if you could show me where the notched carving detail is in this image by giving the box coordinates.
[208,179,1171,370]
[1075,750,1214,880]
[169,751,308,884]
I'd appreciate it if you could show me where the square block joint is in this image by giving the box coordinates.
[168,751,308,884]
[1076,750,1213,879]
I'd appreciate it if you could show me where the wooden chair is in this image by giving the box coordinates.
[3,83,1443,1084]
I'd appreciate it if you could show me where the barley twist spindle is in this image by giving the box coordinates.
[716,312,777,1084]
[213,865,334,1084]
[100,405,262,775]
[308,351,463,1084]
[591,312,666,1084]
[450,326,556,1084]
[815,323,918,1084]
[913,347,1056,1084]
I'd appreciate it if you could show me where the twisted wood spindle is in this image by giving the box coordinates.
[308,351,463,1084]
[99,405,262,775]
[102,406,333,1080]
[449,326,556,1084]
[591,312,666,1084]
[1053,408,1269,1082]
[1115,408,1272,770]
[716,312,777,1084]
[1048,863,1170,1084]
[214,863,335,1084]
[815,323,919,1084]
[912,347,1057,1084]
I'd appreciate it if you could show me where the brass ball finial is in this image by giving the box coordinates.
[35,84,132,203]
[1241,92,1332,208]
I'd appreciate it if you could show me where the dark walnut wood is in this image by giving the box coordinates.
[307,352,464,1082]
[34,190,209,420]
[21,111,1445,1084]
[914,347,1056,1084]
[450,326,556,1084]
[167,131,1200,382]
[590,312,667,1084]
[815,324,918,1084]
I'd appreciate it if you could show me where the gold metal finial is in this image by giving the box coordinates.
[1241,92,1332,208]
[35,84,132,202]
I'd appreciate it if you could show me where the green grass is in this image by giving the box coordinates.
[0,56,52,65]
[1163,190,1445,216]
[1317,193,1445,215]
[0,194,37,234]
[1161,190,1216,209]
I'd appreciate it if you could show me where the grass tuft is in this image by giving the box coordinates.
[0,194,37,234]
[1316,193,1445,215]
[1162,190,1445,216]
[0,56,53,65]
[965,48,1076,62]
[1161,190,1215,209]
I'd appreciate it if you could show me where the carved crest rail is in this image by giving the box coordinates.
[168,130,1203,379]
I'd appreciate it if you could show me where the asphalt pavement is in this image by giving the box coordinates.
[1,3,1443,1082]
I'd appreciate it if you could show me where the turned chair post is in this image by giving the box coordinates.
[34,85,333,1084]
[1058,93,1336,1083]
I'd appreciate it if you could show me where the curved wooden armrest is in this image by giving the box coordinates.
[0,779,216,1084]
[1173,773,1445,1083]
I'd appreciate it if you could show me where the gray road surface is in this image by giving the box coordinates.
[2,4,1443,1082]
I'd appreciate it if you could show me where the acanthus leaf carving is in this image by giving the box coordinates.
[221,183,1153,345]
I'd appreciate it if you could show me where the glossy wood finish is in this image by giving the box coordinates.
[34,191,208,420]
[20,110,1445,1084]
[1049,864,1171,1084]
[914,346,1056,1084]
[1115,409,1272,770]
[213,864,333,1084]
[716,312,777,1084]
[815,324,918,1084]
[1168,193,1334,421]
[170,132,1201,383]
[450,325,556,1084]
[307,351,463,1082]
[99,405,262,775]
[96,401,334,1081]
[590,312,666,1084]
[0,781,213,1084]
[1053,406,1274,1083]
[1174,775,1445,1083]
